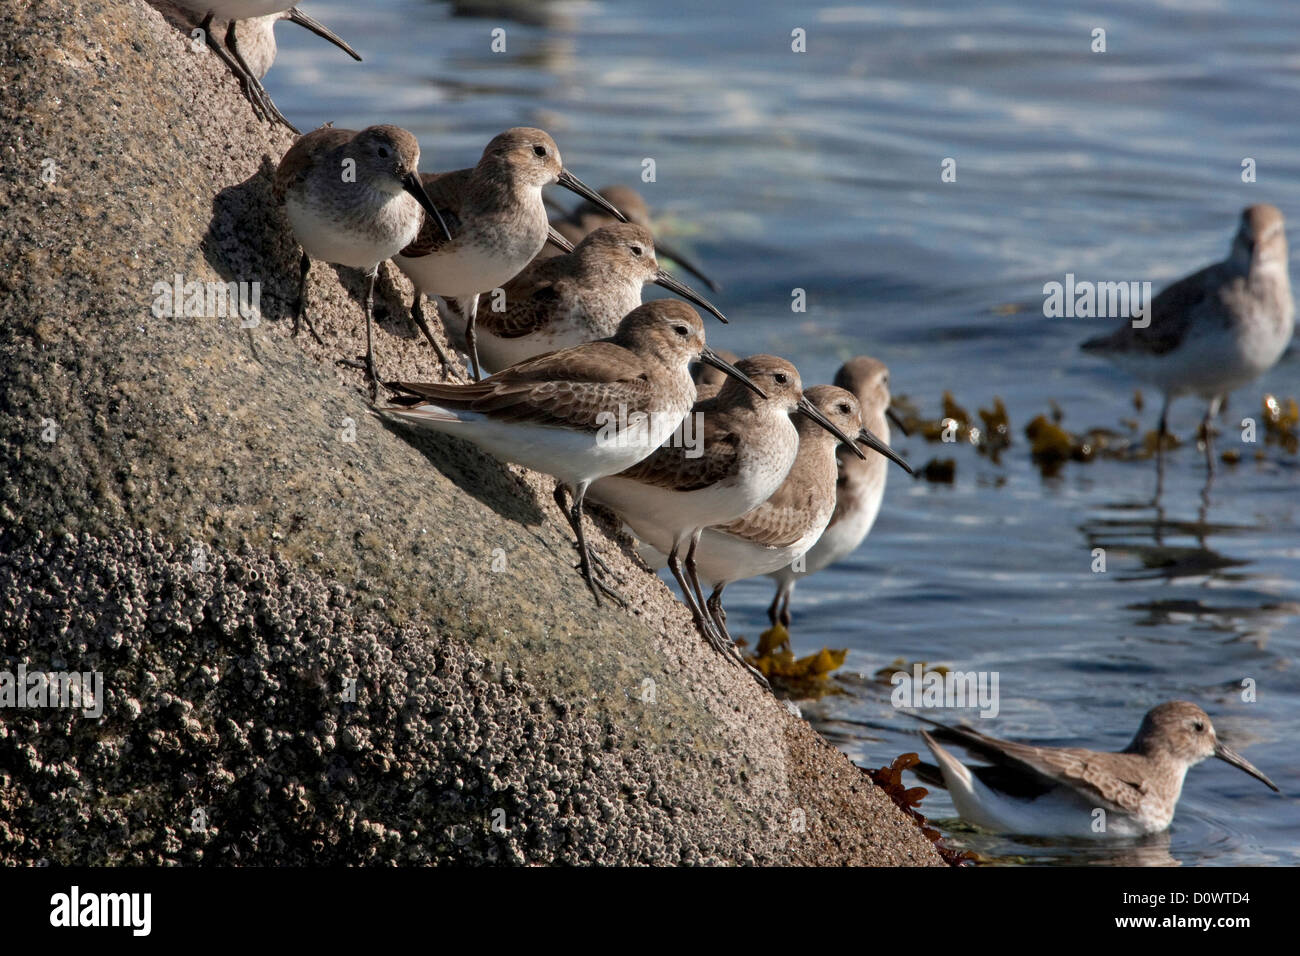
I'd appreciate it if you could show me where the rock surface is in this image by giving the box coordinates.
[0,0,942,866]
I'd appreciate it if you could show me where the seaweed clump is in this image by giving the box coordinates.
[861,752,975,867]
[740,624,847,700]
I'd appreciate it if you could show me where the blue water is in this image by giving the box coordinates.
[266,0,1300,865]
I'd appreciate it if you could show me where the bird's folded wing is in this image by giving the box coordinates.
[398,169,469,257]
[616,428,739,491]
[922,719,1148,813]
[476,267,569,339]
[391,343,655,432]
[712,481,816,549]
[272,128,353,203]
[1082,264,1221,355]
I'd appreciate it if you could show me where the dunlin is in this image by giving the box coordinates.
[169,2,360,131]
[543,185,721,293]
[392,128,628,381]
[378,301,764,605]
[448,223,728,374]
[913,701,1279,838]
[766,356,905,628]
[655,385,911,667]
[588,356,864,663]
[274,124,450,390]
[1082,204,1294,473]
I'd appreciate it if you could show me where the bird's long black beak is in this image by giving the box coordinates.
[1215,741,1280,792]
[557,169,628,223]
[652,239,720,293]
[857,425,913,474]
[701,348,765,399]
[402,173,453,242]
[797,396,867,460]
[653,269,727,324]
[286,8,362,61]
[887,406,910,437]
[546,225,575,254]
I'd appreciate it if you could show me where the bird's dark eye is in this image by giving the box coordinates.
[839,403,851,414]
[533,145,547,157]
[774,373,788,385]
[1193,721,1206,733]
[630,245,644,257]
[673,325,689,336]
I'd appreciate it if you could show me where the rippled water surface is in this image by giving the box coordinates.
[264,0,1300,865]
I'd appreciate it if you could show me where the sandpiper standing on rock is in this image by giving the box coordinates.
[1082,204,1293,475]
[588,356,863,666]
[274,124,450,391]
[912,701,1280,838]
[392,128,628,381]
[450,223,728,374]
[378,301,764,606]
[645,385,911,675]
[766,356,904,629]
[542,184,721,292]
[167,2,360,131]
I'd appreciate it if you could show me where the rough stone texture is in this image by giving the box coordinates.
[0,0,942,866]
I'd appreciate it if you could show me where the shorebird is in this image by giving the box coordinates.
[913,701,1280,839]
[542,185,721,293]
[765,356,905,629]
[588,356,864,663]
[446,223,727,374]
[1082,204,1294,475]
[649,385,911,666]
[168,2,360,131]
[378,301,764,606]
[274,125,450,391]
[391,128,628,382]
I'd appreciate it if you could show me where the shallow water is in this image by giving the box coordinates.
[265,0,1300,865]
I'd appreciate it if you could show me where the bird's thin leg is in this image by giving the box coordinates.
[766,586,782,628]
[566,483,626,608]
[668,540,728,655]
[225,19,299,132]
[683,529,712,629]
[707,584,770,690]
[464,293,483,382]
[339,269,381,399]
[778,586,792,630]
[292,252,323,344]
[411,294,452,376]
[1202,395,1222,477]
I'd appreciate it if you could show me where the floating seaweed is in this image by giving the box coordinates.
[861,752,977,866]
[740,624,848,699]
[1262,393,1299,454]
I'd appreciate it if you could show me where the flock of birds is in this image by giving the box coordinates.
[159,1,1289,843]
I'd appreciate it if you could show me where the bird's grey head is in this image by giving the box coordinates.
[575,223,660,282]
[480,127,564,189]
[833,356,893,417]
[1231,203,1288,271]
[350,126,423,195]
[1128,701,1279,792]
